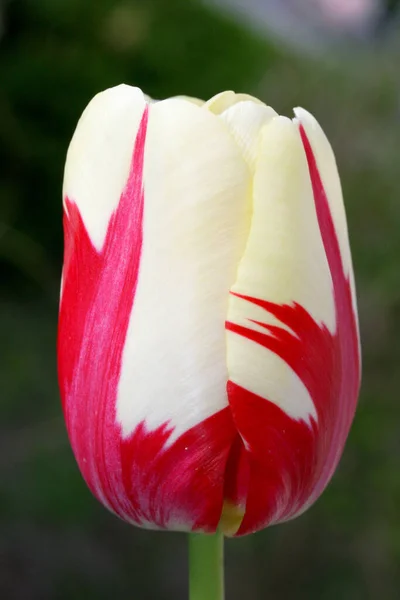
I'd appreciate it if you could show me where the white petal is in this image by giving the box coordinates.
[227,116,336,422]
[63,84,147,250]
[204,90,264,115]
[116,98,252,441]
[219,101,277,170]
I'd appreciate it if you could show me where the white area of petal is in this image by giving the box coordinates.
[293,107,358,320]
[204,91,264,115]
[219,101,277,170]
[116,98,252,441]
[63,84,147,250]
[227,116,336,422]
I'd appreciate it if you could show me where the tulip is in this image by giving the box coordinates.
[58,85,361,540]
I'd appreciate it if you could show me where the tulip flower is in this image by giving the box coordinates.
[58,85,360,597]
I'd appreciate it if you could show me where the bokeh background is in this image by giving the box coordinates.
[1,0,399,598]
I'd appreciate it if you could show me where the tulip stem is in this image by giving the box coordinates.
[189,532,224,600]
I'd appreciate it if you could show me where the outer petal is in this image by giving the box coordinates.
[58,86,252,532]
[116,97,252,442]
[225,115,360,535]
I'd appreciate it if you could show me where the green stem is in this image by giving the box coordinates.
[189,533,224,600]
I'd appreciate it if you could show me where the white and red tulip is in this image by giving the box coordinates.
[58,86,361,536]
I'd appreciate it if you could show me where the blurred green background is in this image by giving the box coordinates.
[1,0,399,598]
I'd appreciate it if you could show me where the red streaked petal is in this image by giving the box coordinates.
[58,107,236,531]
[224,122,360,535]
[58,107,149,519]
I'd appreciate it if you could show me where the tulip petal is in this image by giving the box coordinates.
[228,117,335,419]
[225,115,360,535]
[205,90,265,115]
[117,97,251,442]
[219,101,277,170]
[60,104,148,521]
[59,88,252,532]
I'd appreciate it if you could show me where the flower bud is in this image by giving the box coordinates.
[58,86,361,535]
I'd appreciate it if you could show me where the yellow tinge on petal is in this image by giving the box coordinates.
[205,90,265,115]
[218,501,245,536]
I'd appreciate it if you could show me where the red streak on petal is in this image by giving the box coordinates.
[118,408,236,530]
[58,108,235,531]
[225,126,360,535]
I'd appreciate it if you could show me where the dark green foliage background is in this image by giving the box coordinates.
[1,1,399,598]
